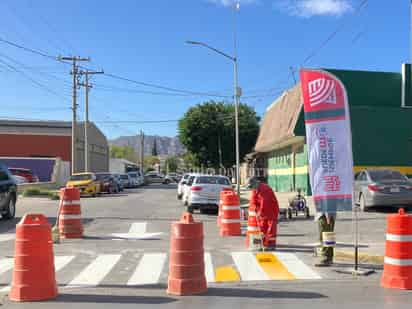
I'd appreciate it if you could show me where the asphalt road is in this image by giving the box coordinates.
[0,184,411,308]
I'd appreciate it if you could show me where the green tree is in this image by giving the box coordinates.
[144,155,160,167]
[110,145,138,163]
[178,101,260,168]
[165,156,179,173]
[151,138,158,156]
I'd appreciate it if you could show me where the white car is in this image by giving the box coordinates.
[127,171,144,187]
[12,175,27,185]
[183,175,232,214]
[177,173,192,199]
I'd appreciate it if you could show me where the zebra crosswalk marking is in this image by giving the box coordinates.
[256,253,295,280]
[204,252,215,283]
[0,258,13,275]
[128,222,147,234]
[214,266,240,282]
[274,252,321,279]
[232,252,270,281]
[67,254,121,288]
[127,253,166,285]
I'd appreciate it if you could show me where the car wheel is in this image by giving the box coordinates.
[164,179,171,185]
[2,197,16,220]
[359,194,367,212]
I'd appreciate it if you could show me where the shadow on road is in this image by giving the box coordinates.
[143,184,177,190]
[204,287,327,299]
[0,218,20,233]
[53,293,177,304]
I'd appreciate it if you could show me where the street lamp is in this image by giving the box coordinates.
[186,40,241,195]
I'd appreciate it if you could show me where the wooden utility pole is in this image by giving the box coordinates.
[78,69,104,172]
[58,56,90,175]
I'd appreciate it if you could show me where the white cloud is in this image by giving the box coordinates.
[207,0,259,8]
[277,0,352,17]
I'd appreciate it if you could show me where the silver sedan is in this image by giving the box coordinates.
[354,169,412,211]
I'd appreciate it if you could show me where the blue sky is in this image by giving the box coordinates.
[0,0,410,138]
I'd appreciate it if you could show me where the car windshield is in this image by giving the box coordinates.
[368,170,407,182]
[96,173,111,180]
[120,175,129,179]
[70,174,92,181]
[195,176,230,185]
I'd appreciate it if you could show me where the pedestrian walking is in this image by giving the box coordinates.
[247,177,279,249]
[315,211,336,267]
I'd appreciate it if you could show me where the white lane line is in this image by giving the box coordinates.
[67,254,121,288]
[204,252,215,283]
[0,258,13,275]
[127,253,166,285]
[0,256,75,293]
[0,234,15,242]
[111,232,162,240]
[129,222,147,234]
[231,252,270,281]
[274,252,321,280]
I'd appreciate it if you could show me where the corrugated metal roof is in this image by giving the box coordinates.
[254,83,303,153]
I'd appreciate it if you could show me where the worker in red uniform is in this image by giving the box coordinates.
[247,177,280,249]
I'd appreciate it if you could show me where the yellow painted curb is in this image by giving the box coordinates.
[335,250,384,265]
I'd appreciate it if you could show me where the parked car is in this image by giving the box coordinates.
[119,173,132,188]
[95,173,119,194]
[0,164,17,220]
[66,173,101,197]
[145,172,169,184]
[8,167,39,183]
[183,175,232,214]
[12,175,27,185]
[166,173,181,183]
[177,173,198,200]
[128,171,144,187]
[354,169,412,211]
[112,173,124,192]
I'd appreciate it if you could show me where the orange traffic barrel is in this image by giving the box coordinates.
[167,212,207,296]
[381,208,412,290]
[217,188,234,228]
[59,187,83,239]
[220,190,241,237]
[10,214,58,302]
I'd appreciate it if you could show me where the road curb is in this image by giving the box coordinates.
[335,250,384,265]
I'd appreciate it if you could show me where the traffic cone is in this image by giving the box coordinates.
[167,212,207,296]
[220,190,241,237]
[381,208,412,290]
[246,189,260,247]
[10,214,58,302]
[217,188,234,228]
[59,187,83,239]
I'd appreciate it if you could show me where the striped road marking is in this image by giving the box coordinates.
[274,252,321,279]
[232,252,270,281]
[0,256,75,293]
[67,254,121,288]
[129,222,147,234]
[214,266,240,282]
[204,252,215,283]
[127,253,166,285]
[0,234,15,243]
[0,258,13,275]
[256,253,295,280]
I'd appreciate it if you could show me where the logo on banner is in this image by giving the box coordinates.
[308,78,337,107]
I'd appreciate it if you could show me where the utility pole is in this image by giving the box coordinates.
[140,130,145,173]
[78,69,104,172]
[58,56,90,175]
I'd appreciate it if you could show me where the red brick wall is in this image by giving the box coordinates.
[0,134,71,161]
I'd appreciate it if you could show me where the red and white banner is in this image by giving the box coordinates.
[300,69,353,212]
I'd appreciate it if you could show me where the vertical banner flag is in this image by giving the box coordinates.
[300,69,353,212]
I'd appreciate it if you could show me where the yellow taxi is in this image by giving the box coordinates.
[66,173,101,197]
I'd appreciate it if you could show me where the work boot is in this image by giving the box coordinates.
[315,258,333,267]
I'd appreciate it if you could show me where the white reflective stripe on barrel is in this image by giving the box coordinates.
[386,234,412,242]
[248,211,256,216]
[59,214,82,220]
[222,205,240,210]
[62,200,81,206]
[384,257,412,266]
[247,226,259,231]
[221,219,241,223]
